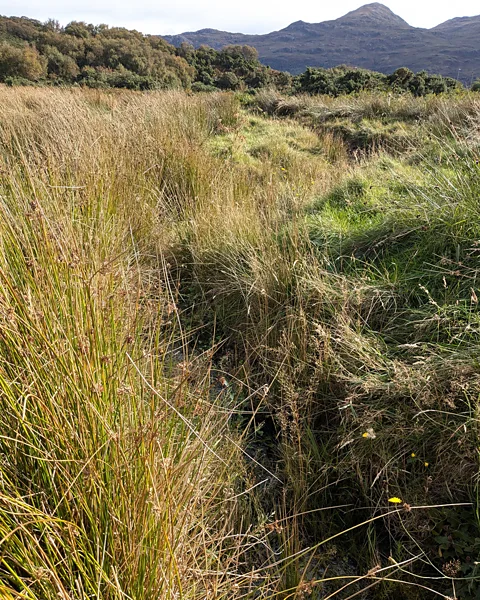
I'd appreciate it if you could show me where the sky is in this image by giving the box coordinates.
[1,0,479,35]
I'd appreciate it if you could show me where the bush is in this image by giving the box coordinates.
[296,66,463,97]
[215,71,240,90]
[191,81,217,93]
[0,42,46,81]
[4,75,38,86]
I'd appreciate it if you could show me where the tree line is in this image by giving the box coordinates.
[0,16,279,90]
[0,15,478,94]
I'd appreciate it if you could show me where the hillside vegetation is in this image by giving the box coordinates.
[2,14,479,96]
[0,86,479,600]
[0,15,282,90]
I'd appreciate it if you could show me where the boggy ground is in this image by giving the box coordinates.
[0,86,479,599]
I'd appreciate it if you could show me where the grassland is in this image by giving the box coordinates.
[0,86,479,600]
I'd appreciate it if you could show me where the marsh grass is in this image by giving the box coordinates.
[0,88,267,599]
[0,86,479,599]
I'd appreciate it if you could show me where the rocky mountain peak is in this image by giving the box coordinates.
[335,3,411,27]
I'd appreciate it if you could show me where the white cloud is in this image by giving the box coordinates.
[1,0,479,35]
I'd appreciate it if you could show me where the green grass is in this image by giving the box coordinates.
[0,85,479,600]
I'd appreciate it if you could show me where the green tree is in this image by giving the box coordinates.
[0,42,46,81]
[216,71,240,90]
[44,18,61,32]
[43,45,80,80]
[388,67,414,91]
[64,21,94,39]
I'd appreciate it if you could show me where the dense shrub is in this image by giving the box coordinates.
[191,81,217,92]
[185,43,280,91]
[215,70,240,90]
[295,65,463,97]
[0,41,46,80]
[389,67,461,96]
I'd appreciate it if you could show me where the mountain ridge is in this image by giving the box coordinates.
[162,3,480,82]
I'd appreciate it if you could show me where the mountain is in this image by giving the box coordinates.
[334,3,409,27]
[162,3,480,82]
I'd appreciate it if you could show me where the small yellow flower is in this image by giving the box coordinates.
[388,497,403,504]
[411,453,416,458]
[424,462,429,467]
[362,428,376,439]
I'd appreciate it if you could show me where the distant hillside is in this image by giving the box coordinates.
[162,2,480,82]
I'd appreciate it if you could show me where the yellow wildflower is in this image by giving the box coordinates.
[388,497,402,504]
[424,462,429,467]
[411,453,416,458]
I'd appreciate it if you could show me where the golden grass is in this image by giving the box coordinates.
[0,85,478,600]
[0,87,267,600]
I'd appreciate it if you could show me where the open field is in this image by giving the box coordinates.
[0,86,479,599]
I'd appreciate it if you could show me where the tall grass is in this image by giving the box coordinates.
[0,88,270,600]
[0,86,479,599]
